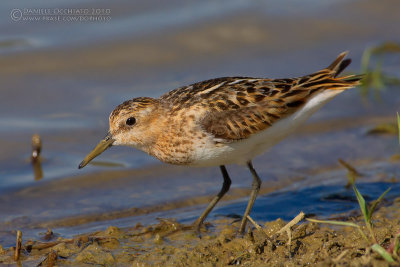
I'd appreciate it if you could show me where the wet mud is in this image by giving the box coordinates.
[1,197,399,266]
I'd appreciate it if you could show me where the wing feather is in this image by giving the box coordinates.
[198,54,362,143]
[160,52,362,143]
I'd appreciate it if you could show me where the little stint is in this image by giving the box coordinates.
[79,51,362,234]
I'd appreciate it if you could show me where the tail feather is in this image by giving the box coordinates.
[334,59,352,77]
[340,74,365,82]
[327,51,348,74]
[325,51,363,86]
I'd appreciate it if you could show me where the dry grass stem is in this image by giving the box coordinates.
[333,250,349,263]
[277,211,305,235]
[276,211,305,247]
[246,215,263,231]
[14,230,22,261]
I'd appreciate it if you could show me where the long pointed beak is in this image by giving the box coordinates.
[78,133,115,169]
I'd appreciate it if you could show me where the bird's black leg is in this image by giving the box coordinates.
[239,161,262,234]
[194,165,231,232]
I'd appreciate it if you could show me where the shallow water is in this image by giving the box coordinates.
[0,0,400,248]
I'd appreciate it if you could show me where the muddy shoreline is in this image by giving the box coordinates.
[1,196,399,266]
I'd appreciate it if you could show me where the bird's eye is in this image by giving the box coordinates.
[126,117,136,126]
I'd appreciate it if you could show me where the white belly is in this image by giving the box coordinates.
[190,89,345,167]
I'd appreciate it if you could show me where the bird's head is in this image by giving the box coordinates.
[78,97,160,169]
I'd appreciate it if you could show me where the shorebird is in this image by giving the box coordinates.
[79,51,362,234]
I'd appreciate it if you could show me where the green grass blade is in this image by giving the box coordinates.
[306,218,369,243]
[397,112,400,144]
[394,233,400,257]
[368,187,391,220]
[371,244,395,263]
[307,218,359,228]
[372,60,385,92]
[361,47,371,73]
[352,183,369,223]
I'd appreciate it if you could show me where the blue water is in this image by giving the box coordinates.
[218,182,400,222]
[0,0,355,53]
